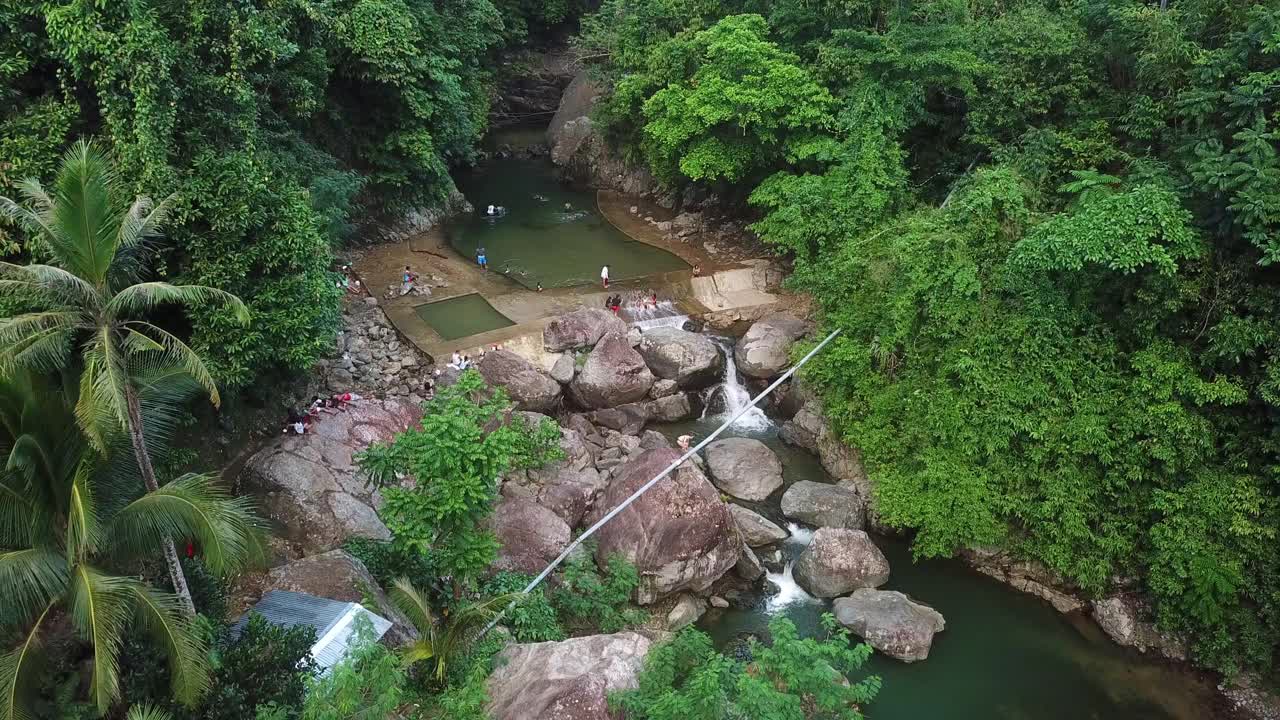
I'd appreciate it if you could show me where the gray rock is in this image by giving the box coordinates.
[639,430,671,450]
[478,350,562,412]
[833,589,945,662]
[709,596,729,609]
[1091,596,1188,661]
[650,378,679,398]
[239,400,420,553]
[637,327,724,389]
[667,594,707,630]
[704,438,784,501]
[728,504,789,546]
[781,401,871,496]
[735,544,765,580]
[780,481,865,529]
[487,632,651,720]
[490,497,572,575]
[587,449,738,604]
[550,353,576,384]
[591,404,649,435]
[734,313,809,379]
[544,308,628,352]
[643,392,693,422]
[959,547,1085,614]
[569,332,654,409]
[265,550,417,645]
[794,528,890,598]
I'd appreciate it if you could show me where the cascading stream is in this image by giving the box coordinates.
[701,338,772,432]
[765,522,818,612]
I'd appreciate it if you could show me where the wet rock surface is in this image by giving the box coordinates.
[833,589,945,662]
[636,326,724,389]
[728,503,789,546]
[780,481,865,530]
[570,332,655,409]
[704,438,784,501]
[794,528,890,598]
[544,307,628,353]
[734,312,809,379]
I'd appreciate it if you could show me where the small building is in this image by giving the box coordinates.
[232,590,393,675]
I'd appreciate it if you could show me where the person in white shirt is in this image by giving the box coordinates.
[601,265,610,289]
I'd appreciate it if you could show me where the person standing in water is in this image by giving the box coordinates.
[601,265,610,289]
[476,246,487,271]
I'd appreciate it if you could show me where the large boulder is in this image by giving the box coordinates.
[728,504,789,546]
[547,73,666,200]
[793,528,890,598]
[704,438,784,501]
[833,589,945,662]
[569,332,654,409]
[959,547,1085,614]
[239,400,420,553]
[588,448,739,604]
[643,392,693,422]
[490,497,571,574]
[780,481,865,530]
[637,327,724,389]
[1091,595,1188,661]
[265,550,417,645]
[505,422,605,528]
[488,632,652,720]
[781,401,871,496]
[544,308,627,352]
[478,350,562,412]
[734,313,809,379]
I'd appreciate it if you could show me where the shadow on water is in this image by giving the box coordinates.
[654,410,1219,720]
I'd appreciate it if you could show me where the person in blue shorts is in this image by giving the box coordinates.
[476,246,487,271]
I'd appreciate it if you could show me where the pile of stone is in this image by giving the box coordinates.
[315,296,434,403]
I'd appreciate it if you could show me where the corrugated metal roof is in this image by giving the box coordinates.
[232,590,393,675]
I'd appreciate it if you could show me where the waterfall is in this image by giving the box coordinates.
[702,338,772,431]
[764,522,819,613]
[765,560,817,612]
[627,298,689,331]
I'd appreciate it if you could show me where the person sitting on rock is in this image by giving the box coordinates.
[677,434,693,452]
[449,351,462,369]
[284,408,308,435]
[401,265,418,296]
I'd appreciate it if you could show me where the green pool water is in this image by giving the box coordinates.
[656,417,1217,720]
[448,158,689,289]
[412,294,514,340]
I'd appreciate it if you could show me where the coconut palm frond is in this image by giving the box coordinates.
[125,581,210,708]
[75,341,130,452]
[0,600,57,720]
[49,140,125,286]
[116,194,174,252]
[0,263,101,310]
[108,283,249,327]
[0,548,69,630]
[65,459,101,562]
[68,566,134,714]
[124,704,172,720]
[109,473,267,575]
[124,321,223,408]
[389,577,439,635]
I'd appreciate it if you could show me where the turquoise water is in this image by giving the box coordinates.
[657,417,1217,720]
[447,158,689,289]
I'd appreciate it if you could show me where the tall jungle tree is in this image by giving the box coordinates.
[0,371,264,719]
[0,140,249,615]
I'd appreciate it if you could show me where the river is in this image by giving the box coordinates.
[655,346,1220,720]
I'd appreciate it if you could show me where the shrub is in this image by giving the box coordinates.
[480,572,565,643]
[553,547,646,633]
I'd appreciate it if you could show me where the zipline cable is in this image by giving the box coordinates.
[479,327,843,637]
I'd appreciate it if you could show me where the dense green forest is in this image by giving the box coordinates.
[0,0,580,386]
[4,0,1280,716]
[575,0,1280,675]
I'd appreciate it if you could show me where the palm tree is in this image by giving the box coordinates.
[387,578,516,684]
[0,371,264,720]
[0,140,250,615]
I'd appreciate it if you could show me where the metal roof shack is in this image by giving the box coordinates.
[232,590,393,675]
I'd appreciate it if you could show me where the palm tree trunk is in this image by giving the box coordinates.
[124,384,197,617]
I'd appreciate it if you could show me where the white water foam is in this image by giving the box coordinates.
[783,522,814,547]
[702,339,772,432]
[765,561,818,612]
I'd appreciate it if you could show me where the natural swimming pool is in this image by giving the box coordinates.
[448,157,689,289]
[412,293,515,341]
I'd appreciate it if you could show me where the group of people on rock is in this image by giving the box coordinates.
[448,344,503,371]
[604,289,661,315]
[283,392,364,435]
[337,264,362,295]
